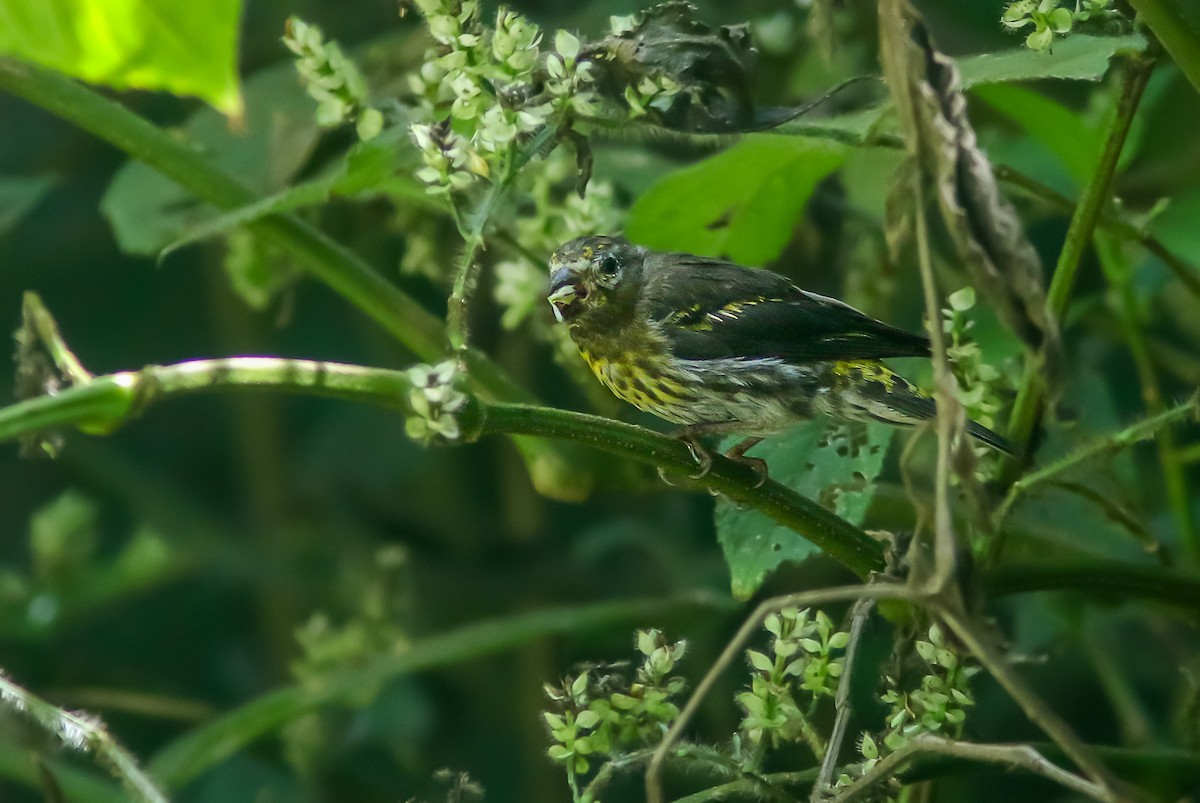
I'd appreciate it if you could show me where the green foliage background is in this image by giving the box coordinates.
[1,0,1199,801]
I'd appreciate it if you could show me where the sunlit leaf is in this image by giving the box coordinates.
[626,135,846,265]
[0,0,243,115]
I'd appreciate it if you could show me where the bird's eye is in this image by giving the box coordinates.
[597,253,621,277]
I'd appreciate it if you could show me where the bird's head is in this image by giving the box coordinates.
[547,235,645,326]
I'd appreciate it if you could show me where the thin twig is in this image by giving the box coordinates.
[644,583,929,803]
[811,598,876,801]
[911,158,962,595]
[934,607,1128,800]
[994,394,1199,526]
[827,734,1111,803]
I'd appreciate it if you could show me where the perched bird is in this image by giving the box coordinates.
[546,235,1014,480]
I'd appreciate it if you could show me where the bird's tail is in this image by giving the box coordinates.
[833,361,1019,456]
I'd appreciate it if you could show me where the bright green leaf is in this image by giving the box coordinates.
[0,174,57,236]
[958,33,1146,87]
[971,82,1098,183]
[716,421,893,599]
[0,0,243,115]
[626,135,847,265]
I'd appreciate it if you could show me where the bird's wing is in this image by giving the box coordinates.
[640,255,931,362]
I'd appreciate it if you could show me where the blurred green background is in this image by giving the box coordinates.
[1,0,1199,801]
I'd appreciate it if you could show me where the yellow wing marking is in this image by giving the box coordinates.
[832,360,898,392]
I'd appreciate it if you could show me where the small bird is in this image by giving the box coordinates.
[546,235,1014,481]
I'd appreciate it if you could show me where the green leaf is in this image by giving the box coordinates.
[958,34,1146,86]
[971,82,1099,183]
[100,60,324,255]
[0,174,57,236]
[0,0,242,115]
[716,421,893,599]
[159,129,434,263]
[625,135,847,265]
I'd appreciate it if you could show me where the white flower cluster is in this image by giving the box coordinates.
[411,121,488,194]
[405,361,468,444]
[942,287,1008,476]
[542,31,598,117]
[283,17,383,141]
[406,2,598,194]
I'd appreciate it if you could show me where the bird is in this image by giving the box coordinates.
[546,235,1015,482]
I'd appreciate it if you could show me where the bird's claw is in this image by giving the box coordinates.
[732,455,769,488]
[684,439,713,479]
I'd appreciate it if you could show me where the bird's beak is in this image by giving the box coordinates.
[547,266,585,323]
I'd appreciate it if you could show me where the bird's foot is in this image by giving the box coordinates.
[657,429,715,486]
[725,436,768,488]
[683,437,714,479]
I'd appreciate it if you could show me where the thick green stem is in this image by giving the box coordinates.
[0,59,605,497]
[10,358,1200,611]
[1127,0,1200,95]
[999,55,1154,491]
[0,357,884,577]
[478,403,885,576]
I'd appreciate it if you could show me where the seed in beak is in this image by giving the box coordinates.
[547,283,577,323]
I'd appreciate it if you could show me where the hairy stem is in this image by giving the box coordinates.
[0,672,167,803]
[994,394,1199,527]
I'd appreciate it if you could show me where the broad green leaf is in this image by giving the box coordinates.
[0,0,242,115]
[958,33,1147,87]
[158,131,429,258]
[717,421,893,599]
[625,135,847,265]
[0,174,57,235]
[101,61,323,255]
[972,82,1098,183]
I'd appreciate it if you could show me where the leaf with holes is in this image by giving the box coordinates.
[716,421,893,599]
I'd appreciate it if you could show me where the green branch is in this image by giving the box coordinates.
[0,354,886,577]
[476,403,886,575]
[982,561,1200,609]
[0,58,608,498]
[999,54,1154,490]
